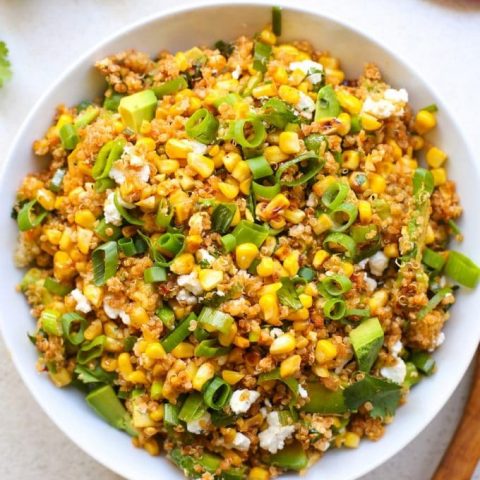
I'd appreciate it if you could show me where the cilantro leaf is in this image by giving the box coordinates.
[0,41,12,87]
[261,98,298,129]
[277,277,303,310]
[74,365,116,385]
[344,374,402,419]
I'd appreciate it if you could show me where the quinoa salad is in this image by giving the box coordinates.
[12,8,480,480]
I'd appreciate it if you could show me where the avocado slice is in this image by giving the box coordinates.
[118,89,157,132]
[349,317,384,372]
[301,383,348,414]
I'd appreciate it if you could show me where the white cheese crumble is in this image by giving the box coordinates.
[177,288,197,305]
[231,65,242,80]
[177,271,203,295]
[197,249,215,265]
[380,340,406,384]
[295,91,316,119]
[70,288,92,314]
[232,432,251,451]
[108,166,126,184]
[229,389,260,414]
[185,139,208,155]
[384,88,409,103]
[103,298,131,325]
[289,60,323,84]
[364,274,378,292]
[186,412,211,434]
[258,412,295,454]
[368,251,389,276]
[436,332,446,347]
[137,164,150,183]
[270,328,284,338]
[362,88,408,119]
[103,191,122,226]
[298,385,308,399]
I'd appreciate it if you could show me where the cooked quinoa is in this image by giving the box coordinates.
[13,11,479,480]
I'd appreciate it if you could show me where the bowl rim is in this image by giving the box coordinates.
[1,1,478,479]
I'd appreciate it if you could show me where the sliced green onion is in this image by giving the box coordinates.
[350,115,362,133]
[418,287,452,320]
[232,220,269,247]
[252,177,281,200]
[17,200,47,231]
[161,313,196,353]
[253,41,272,73]
[152,76,189,98]
[92,241,119,286]
[350,224,379,245]
[258,368,299,403]
[156,198,173,228]
[74,105,99,129]
[272,6,282,36]
[124,335,137,352]
[76,100,92,112]
[212,204,236,234]
[275,151,323,187]
[221,233,237,253]
[195,339,230,358]
[444,250,480,288]
[94,178,116,193]
[322,182,349,210]
[113,191,143,226]
[270,441,308,471]
[447,219,462,236]
[144,266,167,283]
[178,392,207,422]
[410,351,435,375]
[246,155,273,179]
[40,309,62,336]
[61,312,87,345]
[304,133,328,154]
[155,232,185,257]
[323,298,347,320]
[323,232,356,258]
[404,362,421,388]
[330,203,358,232]
[211,411,236,427]
[315,85,340,121]
[118,237,137,256]
[103,93,124,112]
[298,267,315,282]
[230,117,266,149]
[59,123,79,150]
[420,104,438,113]
[164,403,180,426]
[49,168,66,193]
[156,306,175,330]
[77,335,106,364]
[319,274,352,297]
[194,327,210,342]
[346,308,371,318]
[277,277,302,310]
[198,307,233,334]
[203,377,232,410]
[261,98,297,129]
[185,108,219,144]
[92,139,126,180]
[94,218,122,241]
[413,167,434,196]
[86,385,136,436]
[422,248,446,271]
[44,277,72,296]
[213,93,242,109]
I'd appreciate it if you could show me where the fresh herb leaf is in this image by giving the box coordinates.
[261,98,298,129]
[214,40,234,58]
[277,277,302,310]
[0,41,12,87]
[74,365,116,385]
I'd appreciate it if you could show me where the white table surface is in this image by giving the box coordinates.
[0,0,479,479]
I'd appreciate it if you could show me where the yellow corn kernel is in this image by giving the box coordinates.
[199,269,224,291]
[315,339,337,364]
[219,321,238,347]
[76,227,93,254]
[101,356,117,372]
[312,176,336,197]
[218,181,239,199]
[369,289,388,314]
[312,213,334,235]
[171,342,195,358]
[325,68,345,85]
[127,370,147,384]
[360,113,382,131]
[313,250,329,269]
[270,333,296,355]
[74,209,96,229]
[249,467,270,480]
[259,282,282,296]
[83,284,103,307]
[170,253,195,275]
[233,336,250,348]
[239,178,252,196]
[278,85,300,105]
[368,173,386,194]
[280,354,302,378]
[262,193,290,220]
[223,152,242,172]
[259,29,277,45]
[118,352,133,377]
[145,342,167,360]
[431,167,447,186]
[36,188,56,211]
[425,224,435,245]
[279,131,301,155]
[384,243,399,258]
[387,139,402,160]
[157,159,180,175]
[252,83,277,98]
[283,252,299,277]
[283,208,306,225]
[286,307,309,322]
[273,66,288,84]
[53,251,75,281]
[342,262,354,277]
[342,150,360,170]
[264,145,289,164]
[149,404,165,422]
[299,293,313,309]
[411,135,424,150]
[130,305,149,328]
[230,206,241,226]
[193,362,216,391]
[222,370,245,385]
[231,161,251,182]
[259,293,280,325]
[165,138,191,159]
[235,243,259,270]
[344,432,360,448]
[336,112,351,136]
[358,200,372,223]
[84,320,102,341]
[139,120,152,135]
[312,364,330,378]
[319,55,339,69]
[415,110,436,134]
[174,51,189,71]
[187,152,215,178]
[45,228,62,245]
[426,147,447,168]
[257,257,275,277]
[136,137,156,152]
[55,114,73,130]
[336,90,362,115]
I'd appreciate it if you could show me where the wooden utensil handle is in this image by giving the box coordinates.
[432,350,480,480]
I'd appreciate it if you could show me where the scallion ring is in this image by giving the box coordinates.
[92,138,126,180]
[154,232,185,257]
[113,191,143,226]
[230,117,266,149]
[330,203,358,232]
[185,108,219,144]
[77,335,106,365]
[323,298,347,320]
[444,250,480,288]
[203,377,232,410]
[319,274,352,297]
[323,232,356,258]
[245,155,273,180]
[194,339,230,358]
[275,151,323,187]
[252,177,281,200]
[322,182,349,210]
[92,241,119,286]
[61,312,87,345]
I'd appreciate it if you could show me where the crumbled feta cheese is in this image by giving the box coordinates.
[391,340,403,356]
[232,432,251,451]
[368,251,389,276]
[384,88,408,103]
[270,328,284,338]
[197,249,215,265]
[185,139,208,155]
[177,271,203,295]
[231,65,242,80]
[215,290,226,297]
[188,212,207,235]
[362,88,408,119]
[108,166,126,184]
[103,191,122,226]
[435,332,445,348]
[177,288,197,305]
[364,274,378,292]
[258,412,295,454]
[230,389,260,414]
[289,60,323,84]
[186,412,211,434]
[70,288,92,314]
[380,357,407,384]
[121,145,144,166]
[298,385,308,399]
[136,164,150,183]
[306,192,318,208]
[358,258,369,269]
[103,298,130,325]
[295,92,316,119]
[289,224,306,238]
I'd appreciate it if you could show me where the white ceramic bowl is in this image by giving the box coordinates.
[1,2,479,479]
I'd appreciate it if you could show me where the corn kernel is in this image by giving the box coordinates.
[157,159,180,175]
[257,257,275,277]
[235,243,259,270]
[53,251,75,281]
[56,114,73,130]
[239,178,252,196]
[193,362,215,390]
[77,227,93,254]
[337,112,351,136]
[74,209,96,229]
[270,333,296,355]
[166,138,191,159]
[170,253,195,275]
[118,352,133,377]
[219,321,238,347]
[278,85,300,105]
[312,213,334,235]
[425,224,435,245]
[36,188,56,211]
[234,336,250,348]
[252,83,277,98]
[145,342,167,360]
[369,289,388,314]
[149,404,164,422]
[127,370,147,384]
[325,68,345,85]
[358,200,372,223]
[336,90,362,115]
[130,305,149,328]
[280,354,302,378]
[312,176,336,196]
[342,150,360,170]
[222,370,245,385]
[387,139,402,160]
[230,206,241,226]
[273,66,288,85]
[344,432,360,448]
[259,282,282,296]
[315,339,337,364]
[313,250,329,269]
[199,269,224,291]
[174,51,189,71]
[259,293,280,325]
[384,243,399,258]
[84,320,102,341]
[431,167,447,186]
[283,208,305,225]
[171,342,195,358]
[83,284,103,307]
[283,252,299,277]
[342,262,354,277]
[415,110,436,134]
[45,229,62,245]
[249,467,270,480]
[187,152,215,178]
[218,181,239,199]
[426,147,447,168]
[299,293,313,309]
[231,161,252,182]
[279,131,301,155]
[262,193,290,220]
[259,29,277,45]
[360,113,382,131]
[368,173,386,194]
[411,135,424,150]
[285,307,309,321]
[223,152,242,172]
[264,145,289,164]
[136,137,156,152]
[101,356,117,372]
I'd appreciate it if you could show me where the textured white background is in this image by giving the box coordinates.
[0,0,479,479]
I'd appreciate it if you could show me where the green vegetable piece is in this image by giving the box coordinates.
[277,277,302,310]
[152,76,188,98]
[118,89,157,133]
[349,317,384,372]
[298,266,315,282]
[74,365,115,385]
[231,220,269,247]
[301,383,347,414]
[314,85,340,121]
[413,167,434,196]
[261,98,297,129]
[410,351,436,375]
[212,204,236,234]
[178,392,207,422]
[270,441,308,471]
[198,307,233,335]
[304,133,327,154]
[444,250,480,288]
[272,6,282,36]
[161,313,196,353]
[59,123,79,150]
[17,199,47,231]
[253,41,272,73]
[164,403,180,426]
[77,335,106,365]
[19,268,43,292]
[103,93,124,112]
[40,309,62,336]
[404,362,421,388]
[0,41,13,88]
[157,306,175,329]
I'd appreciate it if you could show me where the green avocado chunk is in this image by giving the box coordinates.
[349,317,384,372]
[301,383,348,414]
[118,89,157,132]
